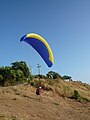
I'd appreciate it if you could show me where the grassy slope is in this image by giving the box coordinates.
[0,79,90,120]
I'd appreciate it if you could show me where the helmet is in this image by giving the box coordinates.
[39,87,41,89]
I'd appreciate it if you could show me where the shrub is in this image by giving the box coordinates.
[30,81,35,87]
[46,71,62,79]
[0,75,3,80]
[70,90,81,101]
[0,75,3,86]
[73,90,80,100]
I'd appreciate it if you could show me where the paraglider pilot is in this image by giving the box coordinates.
[36,86,42,99]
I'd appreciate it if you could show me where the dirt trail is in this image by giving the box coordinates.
[0,84,90,120]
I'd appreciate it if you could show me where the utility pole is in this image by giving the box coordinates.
[37,64,41,87]
[37,64,41,75]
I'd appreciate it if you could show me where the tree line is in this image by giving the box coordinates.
[0,61,30,86]
[0,61,72,86]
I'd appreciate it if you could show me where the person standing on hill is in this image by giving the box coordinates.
[36,86,42,99]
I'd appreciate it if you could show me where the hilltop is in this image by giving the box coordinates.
[0,79,90,120]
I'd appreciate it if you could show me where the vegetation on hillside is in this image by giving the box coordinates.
[0,61,30,86]
[0,61,90,103]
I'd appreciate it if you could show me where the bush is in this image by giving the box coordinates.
[30,81,36,87]
[70,90,82,102]
[0,75,3,80]
[73,90,80,100]
[0,75,3,86]
[46,71,62,79]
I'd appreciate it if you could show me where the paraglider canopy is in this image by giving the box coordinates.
[20,33,54,67]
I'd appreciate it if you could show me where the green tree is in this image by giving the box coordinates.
[0,66,4,76]
[11,61,30,78]
[0,75,3,86]
[0,75,3,80]
[0,61,32,86]
[2,67,16,86]
[15,70,25,83]
[46,71,62,79]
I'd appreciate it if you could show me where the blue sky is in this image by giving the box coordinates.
[0,0,90,84]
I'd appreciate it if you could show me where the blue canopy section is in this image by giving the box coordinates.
[20,34,54,67]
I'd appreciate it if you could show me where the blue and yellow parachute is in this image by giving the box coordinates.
[20,33,54,67]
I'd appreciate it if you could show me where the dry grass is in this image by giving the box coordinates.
[0,79,90,120]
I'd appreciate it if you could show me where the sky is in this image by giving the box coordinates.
[0,0,90,84]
